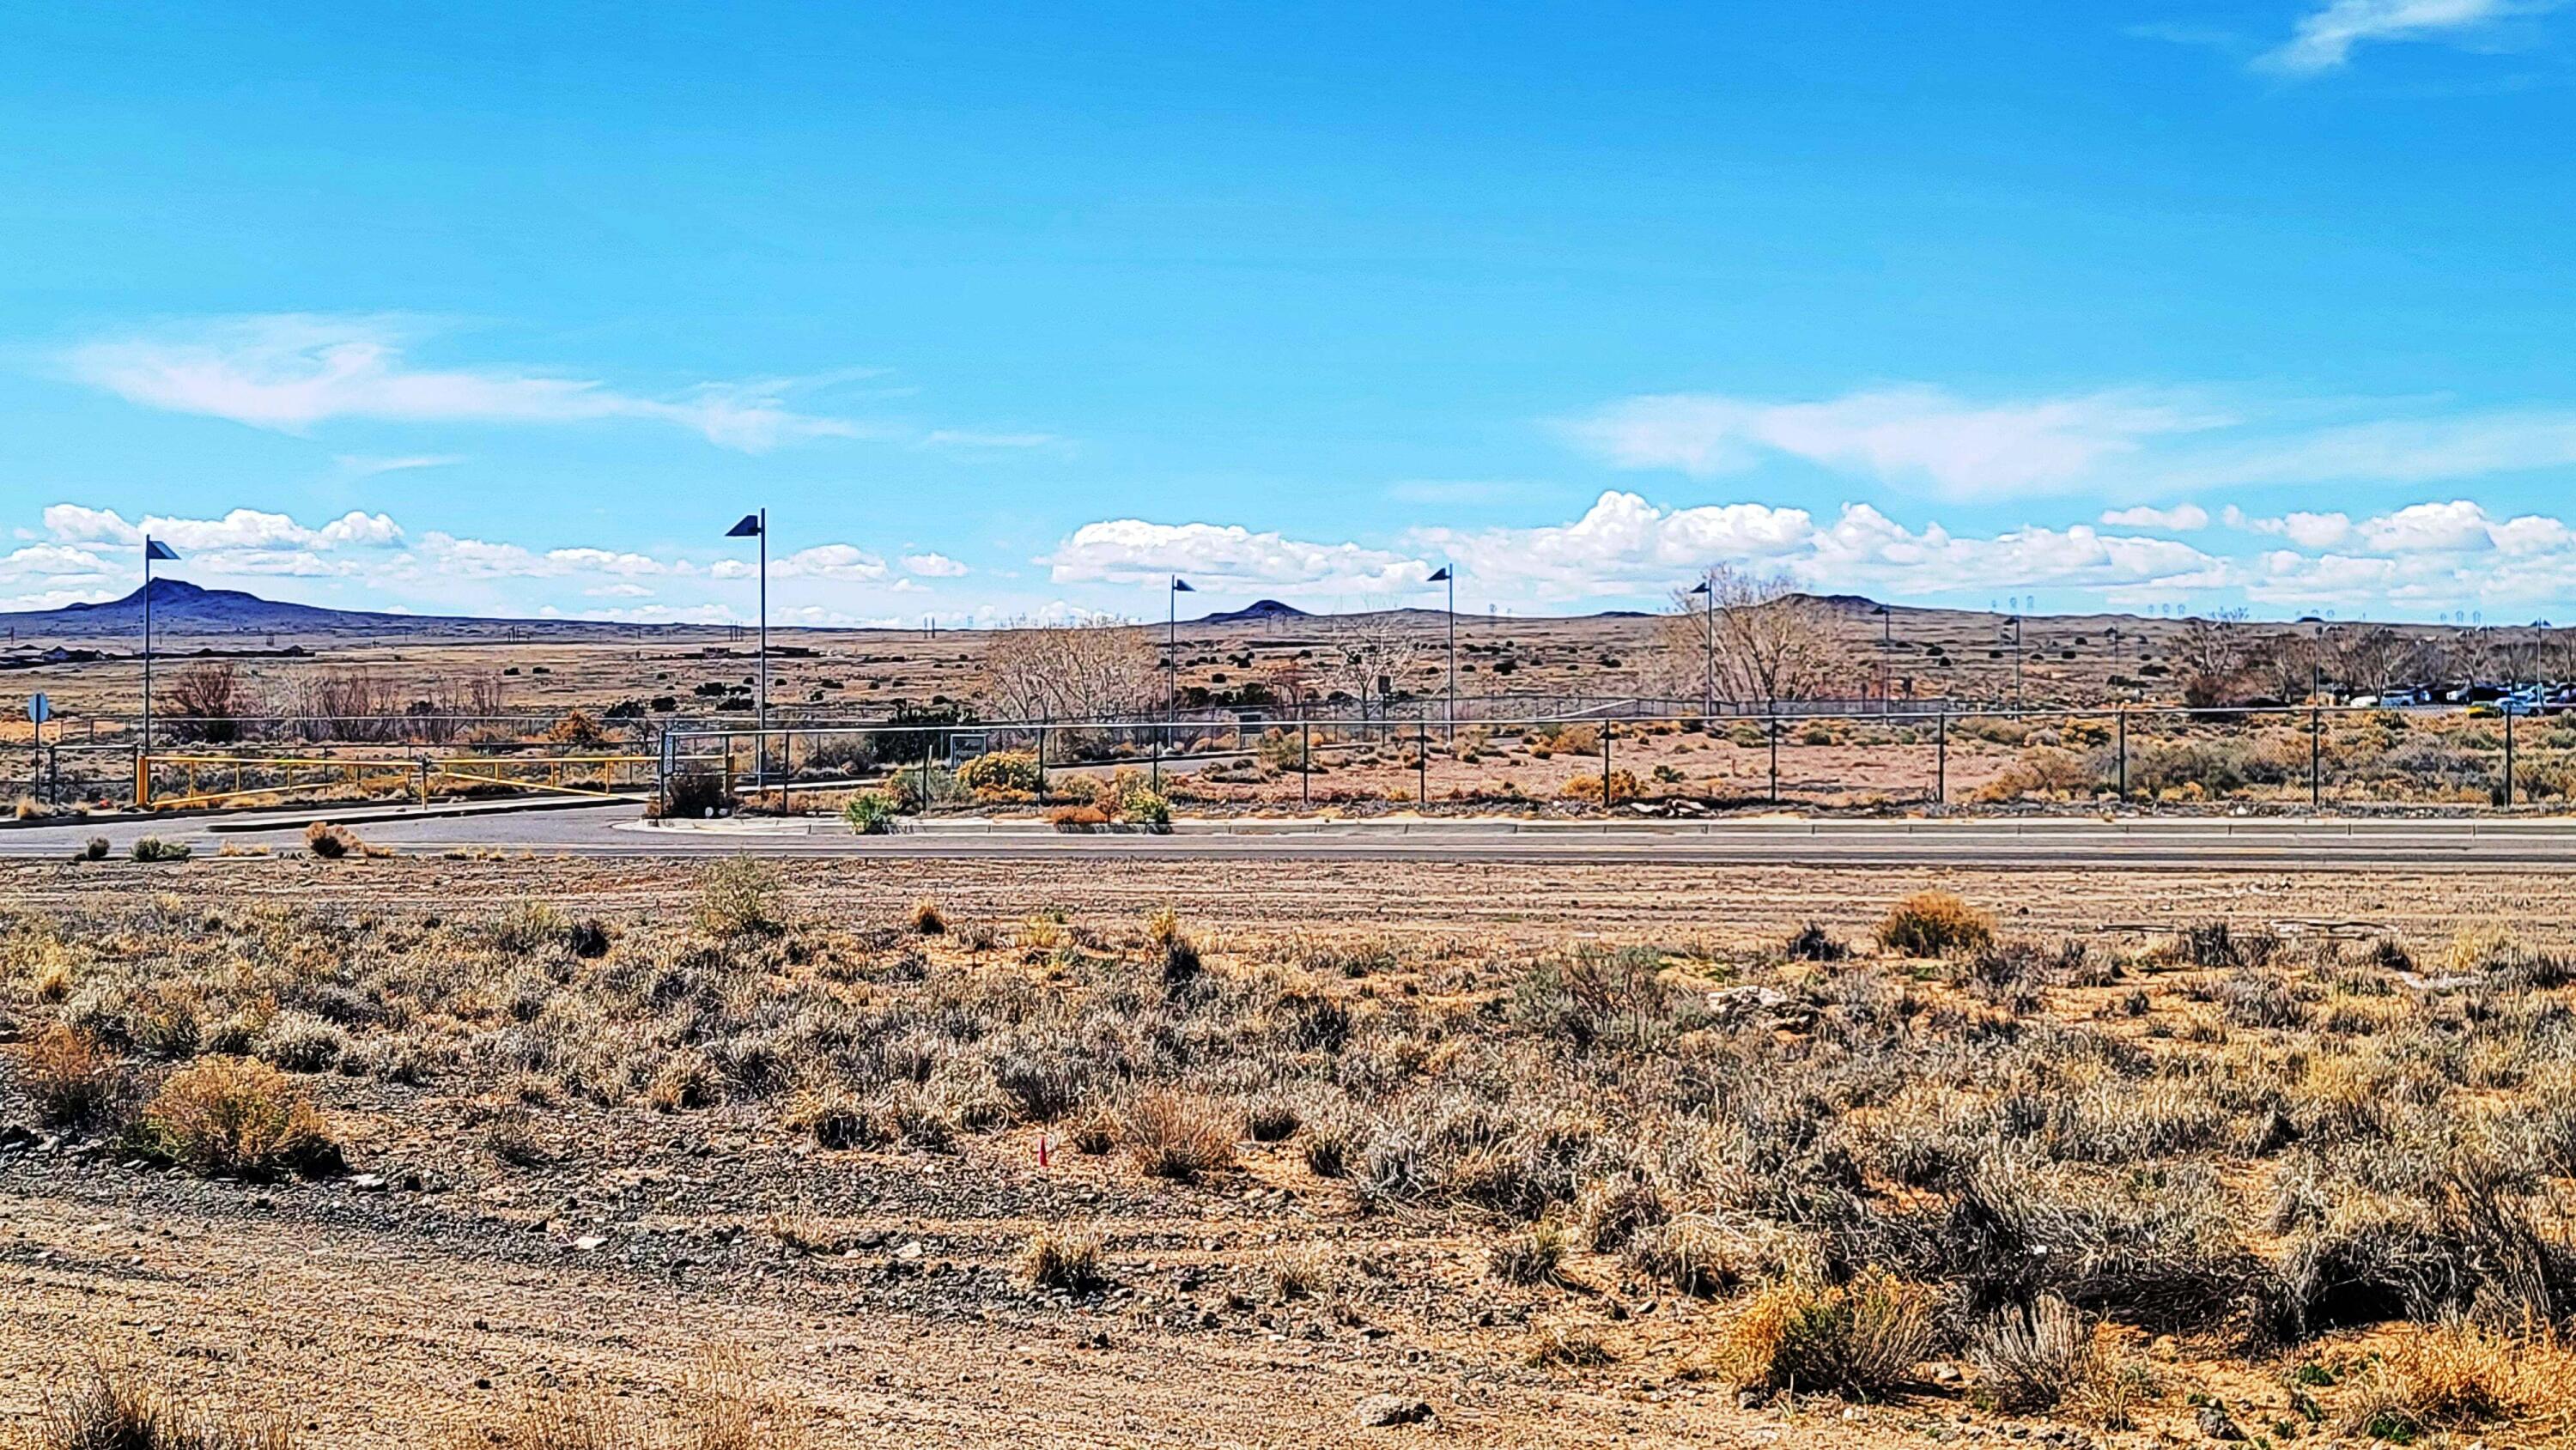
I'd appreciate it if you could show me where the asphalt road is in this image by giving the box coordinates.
[17,799,2576,868]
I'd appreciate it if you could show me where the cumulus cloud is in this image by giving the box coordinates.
[64,314,862,452]
[2099,503,2212,531]
[1417,492,1818,596]
[2259,0,2542,74]
[1041,519,1434,594]
[44,504,403,553]
[902,552,969,577]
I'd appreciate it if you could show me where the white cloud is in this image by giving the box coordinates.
[65,314,861,452]
[1418,491,1818,596]
[2099,503,2211,531]
[334,453,460,477]
[2259,0,2538,74]
[1564,386,2222,501]
[902,552,969,577]
[44,504,403,553]
[1041,519,1433,594]
[774,544,889,581]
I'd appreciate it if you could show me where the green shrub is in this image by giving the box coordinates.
[130,836,191,863]
[1118,788,1172,828]
[1716,1270,1936,1399]
[954,750,1041,797]
[841,790,897,834]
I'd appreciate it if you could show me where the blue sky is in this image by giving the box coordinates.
[5,2,2576,626]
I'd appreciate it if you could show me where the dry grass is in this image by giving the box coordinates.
[1875,890,1995,956]
[16,1022,125,1125]
[1118,1089,1235,1182]
[302,821,358,859]
[1012,1221,1107,1293]
[907,897,946,935]
[132,1055,338,1179]
[13,1359,292,1450]
[2336,1319,2576,1442]
[1710,1270,1937,1400]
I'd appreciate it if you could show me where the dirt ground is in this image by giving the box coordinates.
[5,858,2573,1447]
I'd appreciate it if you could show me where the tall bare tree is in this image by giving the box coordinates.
[1656,566,1856,708]
[979,620,1159,722]
[1322,615,1427,720]
[161,661,258,743]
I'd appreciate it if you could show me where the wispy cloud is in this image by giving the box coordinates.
[1568,384,2576,500]
[334,452,463,477]
[64,314,864,452]
[2257,0,2549,74]
[1561,386,2228,501]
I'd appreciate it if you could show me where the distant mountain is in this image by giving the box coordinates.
[1192,598,1312,625]
[0,579,715,643]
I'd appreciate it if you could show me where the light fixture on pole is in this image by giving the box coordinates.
[141,537,179,756]
[1688,579,1714,718]
[726,511,767,779]
[1871,603,1891,713]
[1166,576,1194,714]
[1427,566,1455,741]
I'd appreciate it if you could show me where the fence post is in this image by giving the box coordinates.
[1601,719,1613,807]
[1036,725,1048,804]
[1151,721,1163,792]
[1935,711,1947,805]
[1767,712,1779,805]
[1300,715,1311,808]
[2116,707,2128,804]
[1419,717,1429,805]
[2504,706,2516,809]
[922,736,935,816]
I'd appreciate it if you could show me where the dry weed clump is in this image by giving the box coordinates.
[302,821,359,858]
[907,897,946,935]
[1119,1089,1236,1181]
[1013,1221,1107,1293]
[1487,1221,1571,1286]
[694,858,785,937]
[17,1359,292,1450]
[132,1055,338,1178]
[2336,1318,2576,1442]
[1875,891,1994,957]
[1711,1270,1936,1400]
[17,1022,127,1125]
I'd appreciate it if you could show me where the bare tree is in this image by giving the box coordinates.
[1321,615,1426,720]
[979,620,1159,722]
[1656,567,1856,708]
[161,661,258,743]
[2172,608,2255,707]
[2326,625,2411,696]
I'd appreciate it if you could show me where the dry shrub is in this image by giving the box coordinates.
[907,898,946,935]
[19,1359,293,1450]
[133,1055,338,1178]
[1489,1221,1571,1286]
[1013,1221,1106,1293]
[2337,1318,2576,1442]
[1525,1325,1616,1368]
[647,1051,715,1113]
[1558,768,1642,805]
[1047,804,1109,831]
[129,837,191,864]
[302,822,358,859]
[18,1022,127,1125]
[1267,1241,1340,1301]
[1875,891,1994,957]
[1245,1097,1301,1144]
[1784,922,1849,962]
[1967,1293,2091,1412]
[1625,1215,1757,1298]
[1119,1089,1236,1181]
[1065,1103,1120,1156]
[1576,1172,1668,1252]
[695,858,784,937]
[1712,1270,1936,1399]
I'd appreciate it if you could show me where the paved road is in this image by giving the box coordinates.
[17,799,2576,868]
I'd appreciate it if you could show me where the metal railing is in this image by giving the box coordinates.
[657,701,2560,818]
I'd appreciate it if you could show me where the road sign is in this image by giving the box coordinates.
[26,694,47,725]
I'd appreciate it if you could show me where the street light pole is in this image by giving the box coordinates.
[1873,604,1891,714]
[1689,578,1714,717]
[140,537,179,755]
[1428,566,1455,741]
[725,511,768,781]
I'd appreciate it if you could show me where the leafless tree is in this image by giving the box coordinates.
[1322,615,1427,721]
[2325,625,2412,696]
[2172,609,2255,707]
[160,661,258,743]
[1656,566,1856,708]
[979,620,1159,723]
